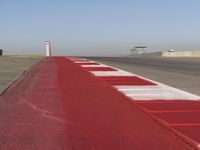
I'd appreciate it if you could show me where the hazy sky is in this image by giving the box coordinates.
[1,0,200,56]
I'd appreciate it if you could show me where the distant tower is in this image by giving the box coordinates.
[134,46,147,54]
[45,41,52,56]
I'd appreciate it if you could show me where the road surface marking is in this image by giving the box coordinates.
[74,61,95,63]
[91,71,135,76]
[70,58,200,101]
[81,64,108,67]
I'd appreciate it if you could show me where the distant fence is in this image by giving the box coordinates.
[162,51,200,57]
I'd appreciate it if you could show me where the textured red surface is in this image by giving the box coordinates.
[137,100,200,144]
[98,76,157,86]
[0,58,68,150]
[0,57,194,149]
[84,67,117,71]
[173,126,200,145]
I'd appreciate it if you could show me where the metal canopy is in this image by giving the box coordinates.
[134,46,147,49]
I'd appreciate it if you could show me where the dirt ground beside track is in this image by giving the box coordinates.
[0,56,42,94]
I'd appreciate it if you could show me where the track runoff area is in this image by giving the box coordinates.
[71,57,200,149]
[0,57,199,150]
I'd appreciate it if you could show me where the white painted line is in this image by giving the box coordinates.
[67,58,92,63]
[115,85,200,101]
[121,89,172,95]
[81,64,108,67]
[67,57,87,60]
[74,61,95,63]
[91,71,135,76]
[116,86,162,91]
[124,89,199,100]
[110,68,137,76]
[126,94,200,100]
[77,58,87,60]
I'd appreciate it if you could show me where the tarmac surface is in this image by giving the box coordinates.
[88,56,200,96]
[0,57,196,150]
[0,57,40,94]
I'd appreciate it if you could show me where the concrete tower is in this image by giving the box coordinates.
[45,41,52,57]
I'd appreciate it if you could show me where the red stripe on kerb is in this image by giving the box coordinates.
[153,112,200,124]
[137,100,200,144]
[171,123,200,126]
[84,67,117,71]
[137,101,200,111]
[173,126,200,144]
[98,76,156,86]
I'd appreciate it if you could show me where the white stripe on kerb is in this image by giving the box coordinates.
[114,85,200,100]
[126,95,199,100]
[81,64,108,67]
[91,71,135,76]
[116,86,162,91]
[121,89,172,95]
[70,59,87,61]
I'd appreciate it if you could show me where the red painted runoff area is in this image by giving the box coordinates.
[0,57,195,149]
[137,101,200,145]
[98,76,157,86]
